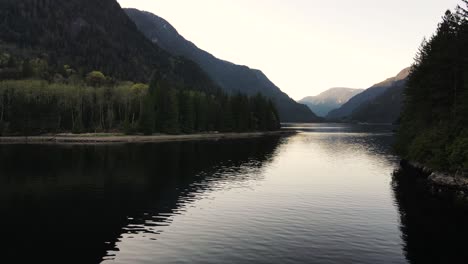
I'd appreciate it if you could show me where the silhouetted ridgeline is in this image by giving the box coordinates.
[396,2,468,174]
[124,8,320,122]
[0,0,281,135]
[299,88,364,117]
[326,68,410,123]
[350,79,407,124]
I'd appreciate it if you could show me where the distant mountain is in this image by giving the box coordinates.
[327,68,410,120]
[0,0,219,93]
[350,79,407,123]
[299,88,364,117]
[125,8,320,123]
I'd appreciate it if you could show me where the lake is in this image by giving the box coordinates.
[1,123,467,263]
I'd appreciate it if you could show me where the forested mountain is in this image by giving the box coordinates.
[349,80,406,123]
[327,68,410,120]
[0,0,219,94]
[0,0,281,135]
[299,88,364,117]
[396,2,468,172]
[125,8,320,123]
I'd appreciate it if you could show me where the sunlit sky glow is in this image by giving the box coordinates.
[118,0,460,100]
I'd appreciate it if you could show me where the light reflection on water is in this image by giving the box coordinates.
[102,123,405,264]
[2,123,467,263]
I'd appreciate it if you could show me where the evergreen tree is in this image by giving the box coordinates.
[22,59,33,78]
[396,2,468,172]
[165,87,180,134]
[0,54,281,135]
[178,91,195,133]
[139,95,155,135]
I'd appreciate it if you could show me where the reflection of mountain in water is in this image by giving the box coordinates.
[289,124,398,165]
[0,137,283,263]
[392,169,468,264]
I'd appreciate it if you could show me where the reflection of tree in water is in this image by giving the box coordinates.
[392,168,468,264]
[0,136,284,264]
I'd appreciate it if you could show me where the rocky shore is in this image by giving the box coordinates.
[400,160,468,198]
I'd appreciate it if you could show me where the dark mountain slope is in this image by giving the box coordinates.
[350,79,407,123]
[0,0,219,94]
[327,67,410,120]
[125,8,320,122]
[299,88,364,117]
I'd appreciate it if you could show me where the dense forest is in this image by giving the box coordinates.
[396,1,468,173]
[0,52,280,135]
[0,0,281,135]
[0,0,311,123]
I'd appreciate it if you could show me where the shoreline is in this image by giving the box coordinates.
[0,130,296,144]
[400,160,468,198]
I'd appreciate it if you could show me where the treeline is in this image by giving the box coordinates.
[141,77,280,135]
[0,54,280,135]
[396,1,468,173]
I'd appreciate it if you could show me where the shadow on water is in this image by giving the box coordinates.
[392,168,468,264]
[0,136,284,263]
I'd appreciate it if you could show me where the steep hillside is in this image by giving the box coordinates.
[125,8,320,122]
[350,80,406,123]
[327,68,410,120]
[0,0,219,94]
[299,88,364,117]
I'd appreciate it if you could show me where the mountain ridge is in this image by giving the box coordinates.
[326,67,410,120]
[349,79,407,123]
[124,8,320,122]
[299,88,364,117]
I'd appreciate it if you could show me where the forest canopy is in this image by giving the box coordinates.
[0,52,281,135]
[396,1,468,173]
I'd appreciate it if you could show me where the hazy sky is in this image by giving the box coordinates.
[118,0,460,100]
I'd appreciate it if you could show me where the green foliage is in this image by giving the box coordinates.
[448,130,468,170]
[0,50,280,135]
[139,95,155,135]
[153,80,180,134]
[178,91,195,133]
[0,0,222,96]
[0,76,281,136]
[396,2,468,172]
[86,71,106,87]
[406,125,450,169]
[0,0,283,136]
[145,76,281,135]
[0,80,148,135]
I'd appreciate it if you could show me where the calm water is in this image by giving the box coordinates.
[1,123,468,263]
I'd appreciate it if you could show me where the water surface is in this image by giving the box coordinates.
[1,123,467,263]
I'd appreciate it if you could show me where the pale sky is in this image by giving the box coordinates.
[118,0,460,100]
